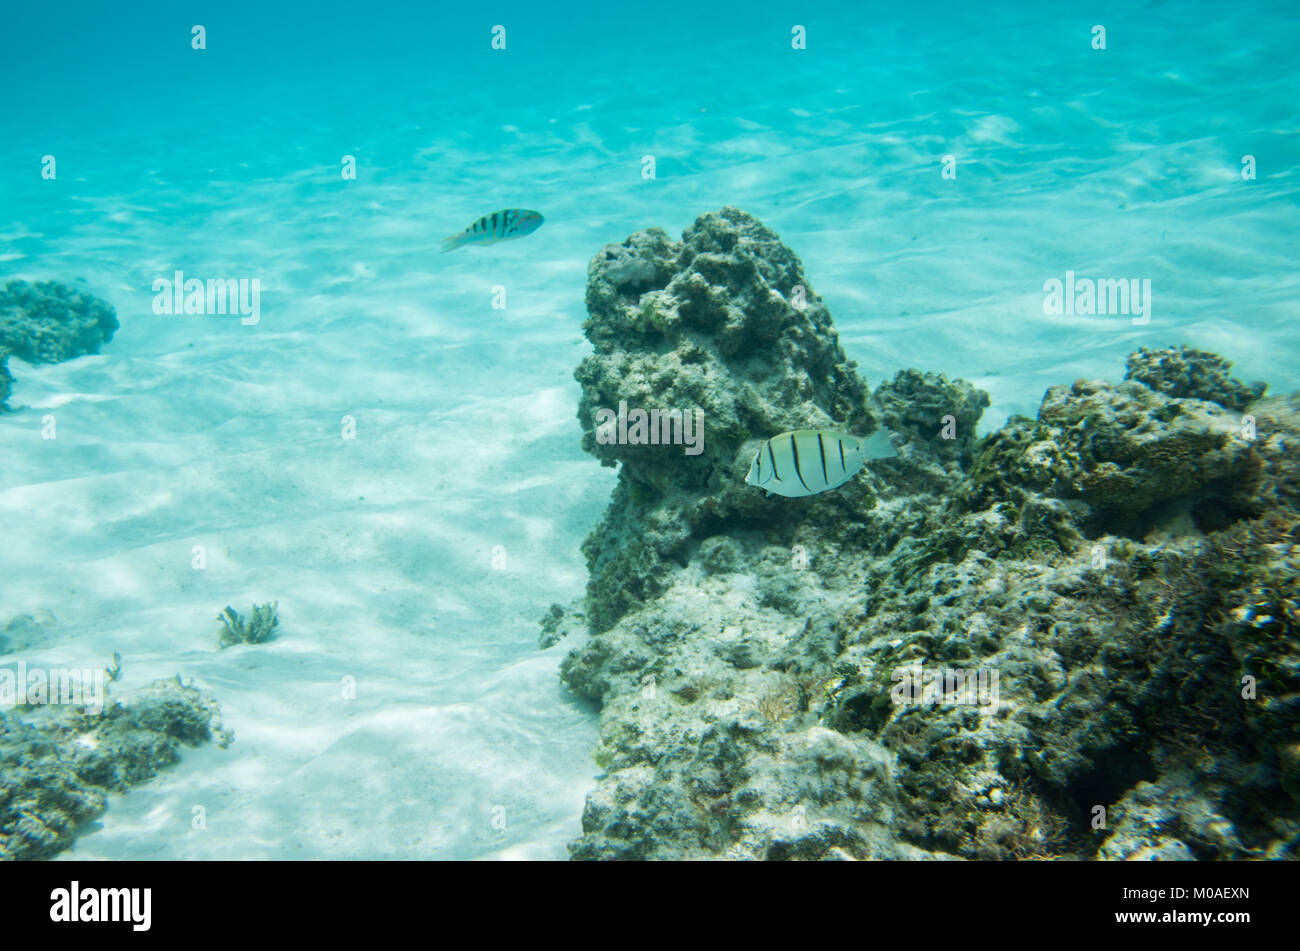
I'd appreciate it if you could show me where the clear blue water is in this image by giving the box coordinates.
[1,0,1296,858]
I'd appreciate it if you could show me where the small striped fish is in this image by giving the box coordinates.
[441,209,544,252]
[745,428,897,498]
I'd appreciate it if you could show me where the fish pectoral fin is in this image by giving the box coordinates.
[862,428,898,460]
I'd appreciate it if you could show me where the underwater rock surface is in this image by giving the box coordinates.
[557,207,1299,860]
[0,279,119,409]
[0,678,230,860]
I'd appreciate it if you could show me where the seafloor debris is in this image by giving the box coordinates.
[0,677,231,860]
[555,207,1298,860]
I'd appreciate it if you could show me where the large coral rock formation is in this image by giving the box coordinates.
[557,209,1300,861]
[0,279,119,366]
[835,352,1298,861]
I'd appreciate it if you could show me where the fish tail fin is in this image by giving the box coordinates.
[441,234,462,253]
[860,427,898,461]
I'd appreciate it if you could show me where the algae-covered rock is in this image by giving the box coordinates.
[217,602,279,648]
[0,612,58,653]
[0,712,107,861]
[0,677,230,860]
[574,208,885,632]
[831,359,1298,860]
[876,360,1300,860]
[557,208,1299,861]
[560,209,989,859]
[1125,344,1266,411]
[874,369,988,469]
[538,602,590,649]
[1100,771,1247,860]
[1214,505,1300,805]
[0,280,119,365]
[578,207,872,486]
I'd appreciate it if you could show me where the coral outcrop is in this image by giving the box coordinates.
[1124,345,1266,412]
[0,613,57,653]
[217,602,280,648]
[0,677,231,860]
[0,280,119,410]
[555,208,1299,860]
[963,377,1261,539]
[572,207,876,633]
[0,280,119,366]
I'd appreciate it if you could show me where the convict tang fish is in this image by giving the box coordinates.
[441,209,544,252]
[745,428,897,498]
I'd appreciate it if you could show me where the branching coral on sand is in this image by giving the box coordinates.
[217,602,279,648]
[0,352,13,410]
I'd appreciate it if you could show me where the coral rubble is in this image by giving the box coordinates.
[555,207,1299,860]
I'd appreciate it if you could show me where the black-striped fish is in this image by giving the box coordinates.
[441,209,544,252]
[745,428,897,498]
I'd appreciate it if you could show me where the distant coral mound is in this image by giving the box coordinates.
[555,208,1299,861]
[0,279,119,366]
[0,355,12,410]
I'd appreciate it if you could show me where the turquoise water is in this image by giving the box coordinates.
[1,1,1296,858]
